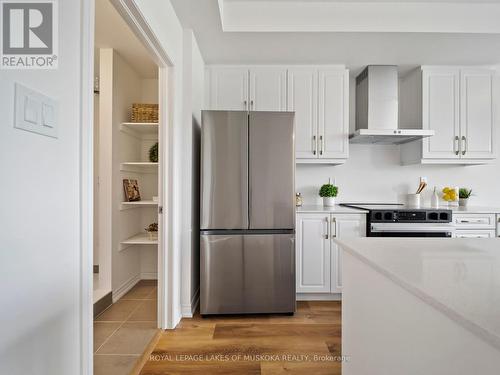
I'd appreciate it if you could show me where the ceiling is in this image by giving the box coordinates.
[95,0,157,78]
[171,0,500,75]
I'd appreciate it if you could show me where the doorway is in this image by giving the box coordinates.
[81,0,176,373]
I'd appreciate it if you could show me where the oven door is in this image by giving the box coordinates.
[370,223,455,237]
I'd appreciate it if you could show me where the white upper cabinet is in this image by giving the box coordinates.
[460,68,495,159]
[206,65,350,164]
[400,66,496,165]
[207,66,286,112]
[318,68,349,159]
[288,67,318,159]
[422,67,460,159]
[249,67,287,111]
[288,66,349,163]
[209,66,249,111]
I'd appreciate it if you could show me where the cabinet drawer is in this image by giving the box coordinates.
[453,214,496,229]
[455,230,496,238]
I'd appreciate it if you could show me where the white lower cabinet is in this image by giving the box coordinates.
[296,213,331,293]
[296,213,365,296]
[453,213,497,238]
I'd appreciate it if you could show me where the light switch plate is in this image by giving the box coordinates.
[15,83,58,138]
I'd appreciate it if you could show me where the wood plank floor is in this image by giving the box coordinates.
[138,301,342,375]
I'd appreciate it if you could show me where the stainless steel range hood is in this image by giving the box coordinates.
[351,65,434,145]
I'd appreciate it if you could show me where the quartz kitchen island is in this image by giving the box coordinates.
[336,238,500,375]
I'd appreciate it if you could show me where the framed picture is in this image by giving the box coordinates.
[123,179,141,202]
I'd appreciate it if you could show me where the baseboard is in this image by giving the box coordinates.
[140,272,158,280]
[113,274,141,303]
[181,287,200,318]
[297,293,342,301]
[93,291,112,318]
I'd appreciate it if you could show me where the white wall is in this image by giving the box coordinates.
[180,30,205,316]
[0,1,82,373]
[296,77,500,207]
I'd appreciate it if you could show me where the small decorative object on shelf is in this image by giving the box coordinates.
[295,193,303,207]
[145,223,158,240]
[319,179,338,207]
[131,103,158,123]
[459,188,473,207]
[123,179,141,202]
[442,186,459,206]
[149,142,159,162]
[431,187,440,208]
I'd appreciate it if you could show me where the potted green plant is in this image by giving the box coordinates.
[149,142,159,163]
[459,188,472,207]
[319,183,338,207]
[145,222,158,240]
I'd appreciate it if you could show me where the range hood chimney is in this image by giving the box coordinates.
[350,65,434,145]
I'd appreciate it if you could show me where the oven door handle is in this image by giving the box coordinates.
[371,223,456,233]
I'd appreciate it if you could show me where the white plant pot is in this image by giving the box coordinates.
[323,197,336,207]
[148,231,158,241]
[459,198,469,207]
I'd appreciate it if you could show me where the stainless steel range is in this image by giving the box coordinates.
[341,204,454,237]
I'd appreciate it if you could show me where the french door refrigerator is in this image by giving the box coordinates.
[200,110,296,315]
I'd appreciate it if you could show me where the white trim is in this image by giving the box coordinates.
[79,0,95,374]
[110,0,177,330]
[296,293,342,301]
[112,274,141,303]
[181,287,200,318]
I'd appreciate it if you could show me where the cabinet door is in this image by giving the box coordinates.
[422,68,460,159]
[249,67,287,111]
[296,214,330,293]
[331,214,366,293]
[209,67,249,110]
[288,68,318,159]
[318,68,349,159]
[460,69,495,159]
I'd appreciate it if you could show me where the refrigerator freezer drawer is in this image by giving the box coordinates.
[200,233,296,314]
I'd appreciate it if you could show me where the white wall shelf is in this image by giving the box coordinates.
[120,162,159,172]
[120,122,159,135]
[119,232,158,251]
[120,200,158,210]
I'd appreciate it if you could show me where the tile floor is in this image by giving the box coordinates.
[94,280,159,375]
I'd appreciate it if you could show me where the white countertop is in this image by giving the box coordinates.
[448,206,500,214]
[336,237,500,351]
[296,204,500,214]
[296,205,369,214]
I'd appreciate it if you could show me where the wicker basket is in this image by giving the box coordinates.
[131,103,159,123]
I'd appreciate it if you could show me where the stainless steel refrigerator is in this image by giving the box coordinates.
[200,110,296,315]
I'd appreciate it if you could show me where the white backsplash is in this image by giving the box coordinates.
[296,144,500,207]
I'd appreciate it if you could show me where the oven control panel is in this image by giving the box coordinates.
[370,209,452,223]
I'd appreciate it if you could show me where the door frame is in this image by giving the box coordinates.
[79,0,177,373]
